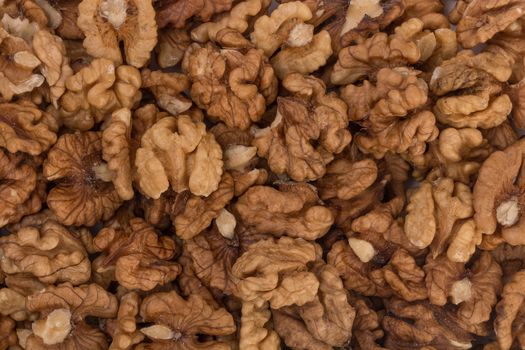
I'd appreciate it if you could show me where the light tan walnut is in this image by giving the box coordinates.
[43,132,122,226]
[135,115,223,199]
[93,217,180,291]
[140,69,191,116]
[155,0,233,28]
[77,0,157,67]
[253,73,351,181]
[137,291,236,350]
[106,292,144,350]
[240,300,280,350]
[58,58,141,130]
[0,219,90,285]
[26,283,118,350]
[182,43,277,130]
[473,138,525,245]
[235,183,333,240]
[232,237,320,308]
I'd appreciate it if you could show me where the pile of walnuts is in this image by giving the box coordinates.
[3,0,525,349]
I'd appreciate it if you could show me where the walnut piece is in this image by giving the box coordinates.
[106,292,143,350]
[240,300,280,350]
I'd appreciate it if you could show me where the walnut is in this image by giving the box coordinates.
[341,67,439,159]
[43,132,122,226]
[156,27,190,68]
[232,237,320,308]
[405,178,474,259]
[0,150,43,228]
[272,261,355,349]
[455,0,525,48]
[52,0,84,39]
[57,58,141,130]
[349,295,385,350]
[473,139,525,244]
[235,183,333,240]
[140,69,191,116]
[135,115,223,199]
[77,0,157,67]
[25,283,117,350]
[253,73,351,181]
[239,300,280,350]
[383,299,473,349]
[106,292,143,350]
[494,270,525,350]
[155,0,233,29]
[402,0,448,29]
[137,291,236,349]
[172,172,234,240]
[93,218,180,291]
[430,50,513,129]
[0,287,30,321]
[0,219,90,285]
[101,108,133,201]
[0,316,17,350]
[182,43,277,130]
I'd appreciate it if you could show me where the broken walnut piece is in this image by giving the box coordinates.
[26,283,118,350]
[182,43,277,130]
[77,0,157,67]
[43,132,122,226]
[253,73,351,181]
[138,291,235,350]
[93,217,180,291]
[0,219,91,285]
[235,183,333,240]
[135,115,223,199]
[232,237,320,308]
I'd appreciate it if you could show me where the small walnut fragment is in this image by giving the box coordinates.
[138,291,236,349]
[474,138,525,245]
[77,0,157,67]
[182,43,277,130]
[43,132,122,226]
[93,218,180,291]
[235,183,333,240]
[232,237,320,308]
[135,115,223,199]
[0,219,90,285]
[26,283,118,350]
[253,73,351,181]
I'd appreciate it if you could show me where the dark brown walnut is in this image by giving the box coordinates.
[140,69,192,116]
[53,0,84,39]
[455,0,525,48]
[0,316,17,350]
[93,217,180,291]
[341,67,439,159]
[137,291,236,350]
[0,101,57,155]
[473,138,525,244]
[232,237,320,308]
[494,269,525,350]
[177,253,221,306]
[43,132,122,226]
[25,283,118,350]
[185,222,268,294]
[272,261,355,349]
[173,172,234,240]
[155,0,233,28]
[0,150,43,228]
[253,73,351,181]
[382,298,474,350]
[235,183,334,240]
[492,244,525,280]
[0,219,91,285]
[139,189,189,229]
[182,43,277,130]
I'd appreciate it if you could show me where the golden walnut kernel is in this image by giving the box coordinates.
[93,217,181,291]
[232,237,320,308]
[474,138,525,244]
[77,0,157,67]
[253,73,351,181]
[135,115,223,199]
[0,219,91,285]
[43,132,122,226]
[182,43,277,130]
[26,283,118,350]
[235,183,334,240]
[138,291,236,350]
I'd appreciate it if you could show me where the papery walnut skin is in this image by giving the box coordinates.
[93,218,180,291]
[43,132,122,226]
[138,291,236,350]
